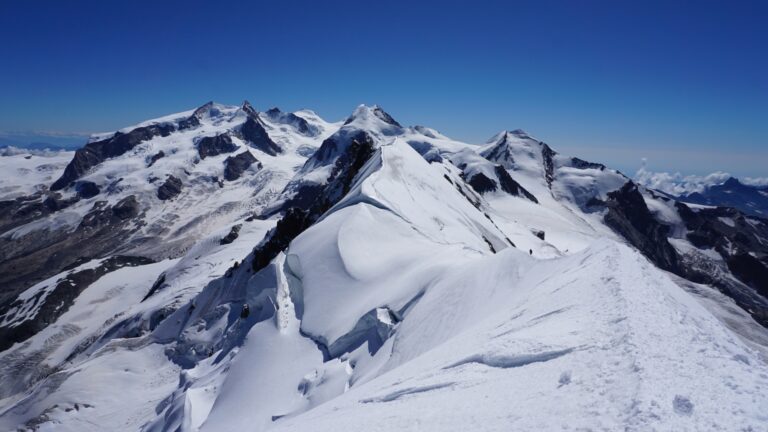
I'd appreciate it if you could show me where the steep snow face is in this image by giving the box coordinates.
[289,140,510,346]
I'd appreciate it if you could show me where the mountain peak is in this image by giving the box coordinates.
[191,101,215,117]
[345,104,402,128]
[722,177,742,187]
[241,100,258,117]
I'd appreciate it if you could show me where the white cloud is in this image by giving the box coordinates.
[0,145,71,157]
[634,161,768,196]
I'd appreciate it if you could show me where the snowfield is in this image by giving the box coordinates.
[1,103,767,431]
[0,149,73,200]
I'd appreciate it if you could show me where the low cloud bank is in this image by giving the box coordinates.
[634,159,768,196]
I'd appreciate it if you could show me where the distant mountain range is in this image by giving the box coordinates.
[677,177,768,217]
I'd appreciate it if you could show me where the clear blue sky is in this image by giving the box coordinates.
[1,0,765,176]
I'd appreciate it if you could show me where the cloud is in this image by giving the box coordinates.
[634,162,768,196]
[0,145,71,157]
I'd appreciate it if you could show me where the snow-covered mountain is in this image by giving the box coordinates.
[678,177,768,217]
[1,102,767,431]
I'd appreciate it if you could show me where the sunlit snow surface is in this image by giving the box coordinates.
[1,105,767,431]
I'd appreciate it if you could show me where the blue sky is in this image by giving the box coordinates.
[0,0,765,176]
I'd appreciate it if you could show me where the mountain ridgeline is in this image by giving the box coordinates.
[0,102,767,431]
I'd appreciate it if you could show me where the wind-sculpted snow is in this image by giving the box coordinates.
[267,241,768,432]
[1,102,768,431]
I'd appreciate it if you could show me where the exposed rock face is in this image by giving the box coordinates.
[371,106,402,127]
[494,166,538,203]
[0,255,155,351]
[157,176,182,201]
[466,172,497,194]
[220,224,242,245]
[80,195,140,228]
[570,157,606,170]
[43,194,80,212]
[541,143,556,188]
[147,150,165,167]
[481,133,514,168]
[76,181,100,198]
[674,203,768,324]
[0,193,50,232]
[252,134,376,272]
[112,195,140,220]
[178,101,214,130]
[603,181,679,272]
[197,134,238,159]
[264,107,317,136]
[598,181,768,325]
[239,114,282,156]
[51,124,175,190]
[310,130,369,168]
[0,194,144,308]
[224,151,260,181]
[462,166,537,203]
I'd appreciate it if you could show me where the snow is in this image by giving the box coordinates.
[2,102,768,432]
[268,241,768,432]
[718,216,736,227]
[0,150,73,200]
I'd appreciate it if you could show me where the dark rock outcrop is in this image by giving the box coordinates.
[43,194,80,212]
[76,181,100,198]
[462,166,538,203]
[197,134,238,159]
[264,107,317,136]
[147,150,165,167]
[220,224,242,245]
[570,157,605,171]
[371,106,402,127]
[0,255,155,352]
[495,166,538,203]
[603,181,678,272]
[238,113,282,156]
[252,133,376,272]
[51,124,175,190]
[178,101,215,130]
[480,133,515,168]
[466,172,497,194]
[541,143,556,188]
[309,130,369,168]
[224,151,260,181]
[157,176,182,201]
[79,195,140,229]
[112,195,140,220]
[674,203,768,324]
[0,192,146,306]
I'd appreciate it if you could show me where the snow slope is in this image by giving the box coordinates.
[270,240,768,431]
